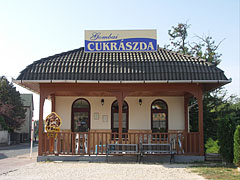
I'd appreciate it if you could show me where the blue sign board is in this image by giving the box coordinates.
[85,30,157,52]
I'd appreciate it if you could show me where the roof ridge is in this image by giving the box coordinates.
[158,47,206,63]
[32,47,84,65]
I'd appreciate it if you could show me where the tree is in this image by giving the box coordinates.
[167,22,224,135]
[167,22,191,55]
[234,125,240,167]
[167,22,224,65]
[217,100,240,162]
[0,76,26,132]
[166,23,240,160]
[190,35,224,66]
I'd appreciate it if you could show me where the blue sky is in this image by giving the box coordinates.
[0,0,239,119]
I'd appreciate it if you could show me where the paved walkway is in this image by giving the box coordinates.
[0,161,205,180]
[0,151,37,176]
[0,143,38,159]
[0,144,205,180]
[0,143,38,176]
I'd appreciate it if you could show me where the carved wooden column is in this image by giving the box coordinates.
[197,88,204,156]
[184,95,189,133]
[38,90,46,156]
[116,93,123,143]
[51,94,56,112]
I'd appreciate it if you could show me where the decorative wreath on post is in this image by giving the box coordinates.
[45,112,62,137]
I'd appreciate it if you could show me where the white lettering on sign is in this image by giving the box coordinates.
[85,30,157,52]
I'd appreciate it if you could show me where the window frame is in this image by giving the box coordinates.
[111,100,129,133]
[71,98,91,132]
[151,99,168,133]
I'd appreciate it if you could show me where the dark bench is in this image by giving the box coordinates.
[140,143,174,163]
[106,144,140,162]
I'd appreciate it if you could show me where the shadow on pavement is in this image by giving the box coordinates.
[0,153,8,160]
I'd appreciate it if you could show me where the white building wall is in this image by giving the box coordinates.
[0,130,9,144]
[126,97,184,131]
[55,96,115,130]
[55,96,184,131]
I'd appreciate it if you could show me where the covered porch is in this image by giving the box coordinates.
[14,46,230,161]
[37,82,204,157]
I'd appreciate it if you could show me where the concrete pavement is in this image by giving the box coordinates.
[0,143,38,176]
[0,143,38,159]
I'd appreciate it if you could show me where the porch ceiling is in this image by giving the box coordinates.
[20,82,206,99]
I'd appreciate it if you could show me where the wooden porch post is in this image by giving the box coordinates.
[117,92,123,143]
[184,96,189,133]
[38,91,46,156]
[197,88,204,156]
[51,94,56,112]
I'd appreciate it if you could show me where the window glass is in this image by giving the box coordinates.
[152,101,167,110]
[151,100,168,133]
[72,99,90,132]
[73,99,89,108]
[111,100,128,133]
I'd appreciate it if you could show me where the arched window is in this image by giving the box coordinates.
[111,100,129,133]
[71,98,90,132]
[151,99,168,133]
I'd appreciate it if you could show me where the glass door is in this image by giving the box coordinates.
[72,98,90,132]
[73,112,89,132]
[111,100,129,133]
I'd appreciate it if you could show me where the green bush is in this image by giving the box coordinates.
[218,115,235,162]
[205,138,219,153]
[234,125,240,167]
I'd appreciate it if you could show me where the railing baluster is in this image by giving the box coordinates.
[41,132,202,157]
[176,133,179,154]
[71,132,73,155]
[93,132,95,155]
[88,132,90,155]
[124,133,127,144]
[134,133,136,144]
[67,132,70,154]
[61,133,64,154]
[101,133,104,154]
[82,133,85,155]
[97,133,99,155]
[190,133,193,154]
[57,132,60,155]
[77,133,79,155]
[129,133,132,144]
[44,133,47,155]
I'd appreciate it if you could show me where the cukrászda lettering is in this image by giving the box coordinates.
[87,41,155,51]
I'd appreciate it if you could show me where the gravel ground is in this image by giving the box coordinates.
[0,162,205,180]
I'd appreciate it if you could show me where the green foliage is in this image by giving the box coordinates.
[234,125,240,167]
[217,105,240,163]
[167,22,224,66]
[167,22,190,55]
[203,89,228,141]
[189,89,228,142]
[205,138,219,153]
[217,99,240,163]
[166,22,240,159]
[190,35,223,66]
[0,115,9,130]
[0,76,26,132]
[218,116,234,162]
[190,164,240,180]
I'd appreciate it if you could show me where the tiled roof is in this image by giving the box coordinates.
[17,47,229,82]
